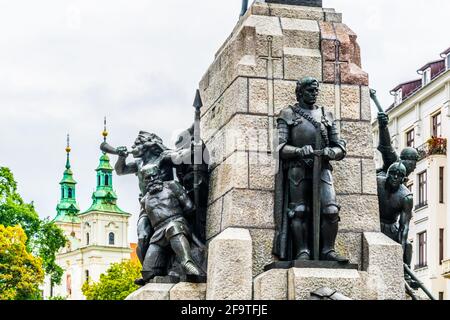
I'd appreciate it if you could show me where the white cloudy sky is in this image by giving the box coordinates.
[0,0,449,242]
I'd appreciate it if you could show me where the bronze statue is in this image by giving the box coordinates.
[370,90,419,178]
[377,162,413,264]
[273,77,348,263]
[139,164,205,282]
[100,91,209,284]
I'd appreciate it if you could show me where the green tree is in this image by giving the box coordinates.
[0,225,45,300]
[82,260,141,300]
[0,167,67,289]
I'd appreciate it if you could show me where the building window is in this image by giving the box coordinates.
[395,89,403,105]
[439,167,444,203]
[406,129,415,148]
[439,292,444,300]
[61,188,65,199]
[85,270,89,282]
[423,68,431,86]
[66,274,72,296]
[68,188,73,199]
[432,112,442,137]
[417,171,427,208]
[417,232,427,269]
[109,232,115,245]
[439,229,444,265]
[105,175,109,186]
[86,233,90,245]
[447,54,450,70]
[98,175,101,186]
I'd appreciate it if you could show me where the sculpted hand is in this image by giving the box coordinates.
[322,147,336,161]
[295,145,314,159]
[116,146,128,157]
[378,112,389,128]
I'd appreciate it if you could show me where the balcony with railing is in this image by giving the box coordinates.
[443,259,450,279]
[417,137,447,161]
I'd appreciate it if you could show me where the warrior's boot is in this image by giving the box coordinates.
[290,204,311,260]
[170,234,203,276]
[320,212,348,263]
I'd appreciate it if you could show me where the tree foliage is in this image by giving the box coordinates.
[0,225,44,300]
[82,260,141,300]
[0,167,67,287]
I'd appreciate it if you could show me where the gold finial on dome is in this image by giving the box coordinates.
[102,116,108,142]
[66,134,71,153]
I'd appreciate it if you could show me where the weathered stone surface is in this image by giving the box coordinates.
[322,61,337,84]
[249,78,269,114]
[324,11,342,23]
[254,269,288,300]
[125,283,174,300]
[268,4,325,21]
[288,268,363,300]
[337,195,380,233]
[340,121,374,158]
[249,152,277,190]
[333,158,362,194]
[249,228,275,277]
[222,189,274,230]
[274,80,297,115]
[169,282,206,300]
[362,232,405,300]
[316,83,336,114]
[284,47,322,81]
[208,152,249,204]
[341,62,369,86]
[335,232,362,268]
[201,78,248,142]
[206,228,253,300]
[362,158,378,195]
[340,85,361,120]
[206,198,223,241]
[245,15,283,37]
[360,86,372,121]
[280,18,320,50]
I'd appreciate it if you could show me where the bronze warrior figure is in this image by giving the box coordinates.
[273,77,348,263]
[139,164,204,282]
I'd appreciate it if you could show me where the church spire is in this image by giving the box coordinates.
[82,120,126,215]
[55,134,80,223]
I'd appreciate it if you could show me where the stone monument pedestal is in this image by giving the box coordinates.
[126,1,406,300]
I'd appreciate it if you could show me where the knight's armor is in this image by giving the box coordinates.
[277,103,346,260]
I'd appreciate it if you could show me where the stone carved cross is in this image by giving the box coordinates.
[259,36,281,117]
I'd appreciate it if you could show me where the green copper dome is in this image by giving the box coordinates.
[81,152,127,215]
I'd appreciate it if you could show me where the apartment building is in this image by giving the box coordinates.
[372,46,450,300]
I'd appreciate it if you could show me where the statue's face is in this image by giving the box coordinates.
[300,82,319,105]
[387,168,405,188]
[131,134,148,158]
[142,165,161,186]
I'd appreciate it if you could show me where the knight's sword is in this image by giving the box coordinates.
[312,126,322,261]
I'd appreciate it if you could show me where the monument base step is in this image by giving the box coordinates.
[264,260,359,272]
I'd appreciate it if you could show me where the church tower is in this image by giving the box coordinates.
[78,120,131,249]
[54,135,81,241]
[48,127,132,300]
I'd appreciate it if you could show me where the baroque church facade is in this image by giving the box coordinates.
[43,135,132,300]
